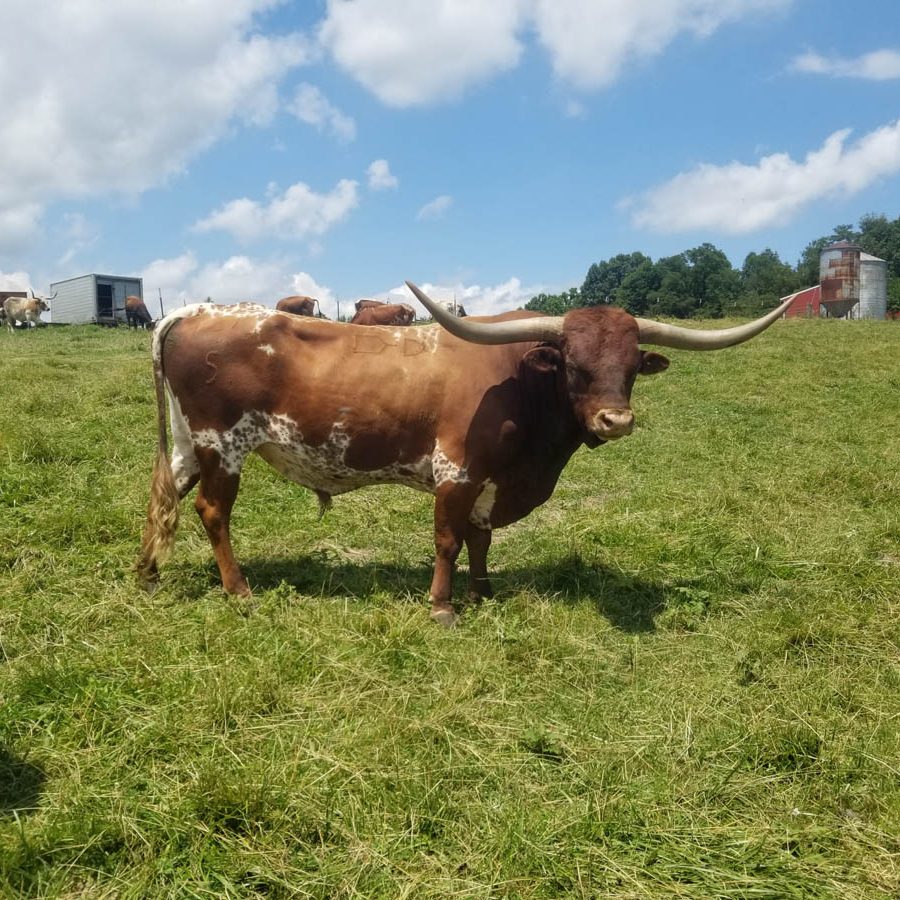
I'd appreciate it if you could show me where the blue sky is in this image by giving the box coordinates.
[1,0,898,317]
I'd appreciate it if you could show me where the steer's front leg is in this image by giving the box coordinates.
[429,484,478,627]
[465,523,493,602]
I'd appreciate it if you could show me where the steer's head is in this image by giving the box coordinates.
[29,289,54,311]
[549,306,669,444]
[406,281,799,446]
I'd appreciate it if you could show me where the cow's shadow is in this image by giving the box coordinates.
[238,551,668,632]
[0,747,45,818]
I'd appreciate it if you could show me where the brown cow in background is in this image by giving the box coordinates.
[350,302,415,326]
[125,296,154,329]
[354,298,385,313]
[276,295,321,317]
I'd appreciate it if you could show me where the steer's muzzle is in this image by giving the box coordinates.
[590,408,634,440]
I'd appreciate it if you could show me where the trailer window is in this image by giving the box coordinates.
[97,284,113,318]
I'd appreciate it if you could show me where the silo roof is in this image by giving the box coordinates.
[860,252,885,262]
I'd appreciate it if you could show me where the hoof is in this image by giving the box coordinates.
[429,607,459,628]
[224,577,252,598]
[137,570,160,594]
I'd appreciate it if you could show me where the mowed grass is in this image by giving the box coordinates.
[0,318,898,898]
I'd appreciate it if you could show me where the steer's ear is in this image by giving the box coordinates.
[522,344,563,374]
[639,351,669,375]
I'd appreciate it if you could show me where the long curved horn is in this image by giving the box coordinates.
[636,291,800,350]
[406,281,564,344]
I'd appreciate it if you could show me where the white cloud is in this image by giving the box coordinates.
[319,0,789,105]
[0,202,42,255]
[140,254,544,321]
[286,83,356,141]
[0,269,33,292]
[532,0,789,90]
[0,1,310,237]
[194,178,359,242]
[389,276,545,316]
[141,252,201,307]
[790,48,900,81]
[187,256,286,306]
[624,118,900,234]
[416,195,453,221]
[367,159,398,191]
[458,277,540,316]
[288,272,339,318]
[319,0,525,106]
[141,252,343,317]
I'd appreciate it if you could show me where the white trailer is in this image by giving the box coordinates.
[49,274,144,325]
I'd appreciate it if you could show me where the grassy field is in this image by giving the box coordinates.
[0,318,898,898]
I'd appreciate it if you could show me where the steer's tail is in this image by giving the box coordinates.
[136,317,182,590]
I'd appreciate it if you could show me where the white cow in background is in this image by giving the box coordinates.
[3,291,53,331]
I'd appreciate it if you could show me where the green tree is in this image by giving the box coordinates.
[683,243,740,317]
[739,248,801,313]
[797,237,828,286]
[651,254,692,317]
[858,213,900,278]
[524,288,581,315]
[606,244,741,318]
[617,260,662,316]
[575,214,900,321]
[887,277,900,315]
[580,252,651,306]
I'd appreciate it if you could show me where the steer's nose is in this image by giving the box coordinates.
[591,408,634,440]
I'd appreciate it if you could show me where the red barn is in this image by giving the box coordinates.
[782,285,822,318]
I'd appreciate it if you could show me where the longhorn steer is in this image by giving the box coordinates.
[125,295,154,329]
[350,302,415,326]
[3,293,51,331]
[138,286,797,625]
[276,295,321,317]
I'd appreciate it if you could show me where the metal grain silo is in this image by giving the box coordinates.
[819,241,860,318]
[859,252,887,320]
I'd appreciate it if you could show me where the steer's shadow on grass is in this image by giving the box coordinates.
[239,551,667,632]
[0,747,45,818]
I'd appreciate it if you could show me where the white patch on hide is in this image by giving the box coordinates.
[258,344,276,355]
[166,387,199,493]
[189,412,442,495]
[468,480,496,529]
[432,441,469,486]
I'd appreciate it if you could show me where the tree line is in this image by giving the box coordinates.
[525,213,900,318]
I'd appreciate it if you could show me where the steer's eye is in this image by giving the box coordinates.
[566,364,589,392]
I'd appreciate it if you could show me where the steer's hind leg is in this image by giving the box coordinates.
[465,524,493,602]
[171,451,199,501]
[429,484,479,627]
[194,449,249,597]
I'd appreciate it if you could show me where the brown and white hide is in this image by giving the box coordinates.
[137,287,797,625]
